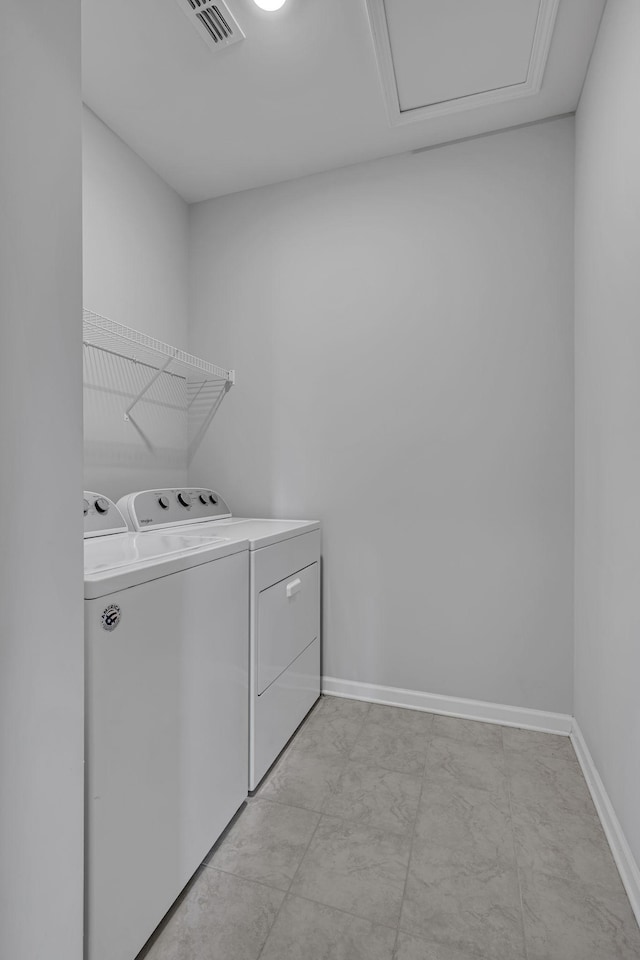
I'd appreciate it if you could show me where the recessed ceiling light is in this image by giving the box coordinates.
[252,0,287,10]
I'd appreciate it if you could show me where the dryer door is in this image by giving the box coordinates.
[257,561,319,695]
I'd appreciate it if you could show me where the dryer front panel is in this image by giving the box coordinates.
[257,561,319,695]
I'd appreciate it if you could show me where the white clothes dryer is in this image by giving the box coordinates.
[83,492,249,960]
[117,488,321,790]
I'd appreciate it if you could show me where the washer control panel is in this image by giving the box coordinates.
[116,488,232,531]
[83,492,129,538]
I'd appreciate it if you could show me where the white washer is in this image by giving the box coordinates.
[117,488,321,789]
[83,492,249,960]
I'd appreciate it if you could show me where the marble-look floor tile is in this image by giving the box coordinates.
[520,868,640,960]
[350,706,432,775]
[366,704,434,734]
[506,749,596,818]
[293,815,411,927]
[414,778,515,867]
[316,695,371,722]
[143,867,284,960]
[258,745,344,812]
[511,797,622,890]
[395,931,489,960]
[260,895,396,960]
[293,710,366,761]
[502,726,577,763]
[210,799,318,891]
[425,736,507,798]
[401,842,525,960]
[431,715,503,749]
[145,708,639,960]
[323,760,422,836]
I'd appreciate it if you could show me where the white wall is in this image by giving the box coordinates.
[574,0,640,871]
[82,106,190,500]
[0,2,84,957]
[189,117,575,713]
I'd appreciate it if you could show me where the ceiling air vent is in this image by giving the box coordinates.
[175,0,245,51]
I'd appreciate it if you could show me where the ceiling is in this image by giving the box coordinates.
[82,0,606,203]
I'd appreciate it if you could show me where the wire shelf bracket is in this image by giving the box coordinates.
[123,352,175,422]
[82,309,235,423]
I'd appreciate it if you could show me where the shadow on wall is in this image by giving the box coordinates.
[187,378,230,463]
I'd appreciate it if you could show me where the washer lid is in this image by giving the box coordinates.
[84,531,226,573]
[84,531,247,599]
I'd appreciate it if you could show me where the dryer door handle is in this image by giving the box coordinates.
[286,578,302,598]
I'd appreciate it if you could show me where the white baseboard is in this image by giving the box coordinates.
[571,721,640,925]
[321,676,573,735]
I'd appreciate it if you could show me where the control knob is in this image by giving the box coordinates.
[158,495,170,510]
[209,494,218,505]
[94,497,110,514]
[177,491,192,508]
[198,494,208,505]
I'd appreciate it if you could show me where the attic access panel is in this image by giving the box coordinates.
[367,0,560,125]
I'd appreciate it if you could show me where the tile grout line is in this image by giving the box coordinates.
[318,698,372,810]
[342,699,373,753]
[256,763,429,836]
[287,887,398,930]
[252,794,324,815]
[392,716,437,957]
[205,862,290,895]
[501,730,530,960]
[256,696,371,812]
[256,703,374,960]
[311,697,372,818]
[246,793,329,817]
[253,817,319,960]
[308,701,437,957]
[205,864,401,935]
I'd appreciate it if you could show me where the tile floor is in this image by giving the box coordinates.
[142,696,640,960]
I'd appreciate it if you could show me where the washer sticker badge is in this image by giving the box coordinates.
[101,603,121,632]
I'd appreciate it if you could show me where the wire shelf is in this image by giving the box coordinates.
[83,309,234,422]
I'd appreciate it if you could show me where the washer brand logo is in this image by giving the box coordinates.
[140,518,153,525]
[101,603,121,632]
